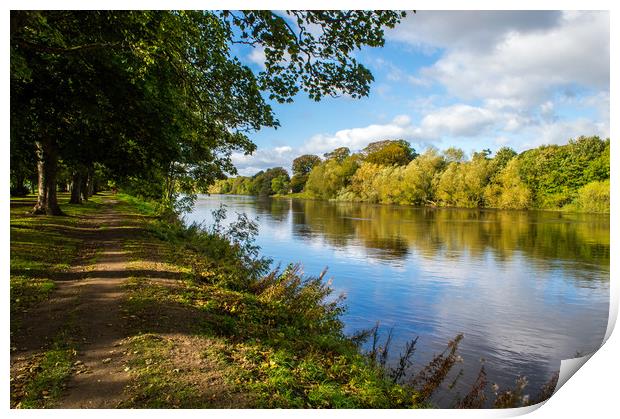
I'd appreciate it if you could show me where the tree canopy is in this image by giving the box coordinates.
[323,147,351,162]
[362,139,417,166]
[290,154,321,193]
[292,155,322,176]
[10,10,407,214]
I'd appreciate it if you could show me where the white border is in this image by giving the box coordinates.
[3,1,617,418]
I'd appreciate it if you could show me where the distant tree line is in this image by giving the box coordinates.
[210,136,610,213]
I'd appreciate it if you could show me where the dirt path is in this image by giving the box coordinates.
[55,203,132,408]
[11,195,252,408]
[11,199,133,408]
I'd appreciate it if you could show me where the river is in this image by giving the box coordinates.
[185,194,609,406]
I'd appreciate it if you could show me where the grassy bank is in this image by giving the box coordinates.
[10,193,427,408]
[114,194,425,408]
[104,194,558,409]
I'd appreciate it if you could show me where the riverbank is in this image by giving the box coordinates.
[10,192,565,408]
[10,192,428,408]
[262,191,610,214]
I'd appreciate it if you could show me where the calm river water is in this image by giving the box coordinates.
[186,194,609,406]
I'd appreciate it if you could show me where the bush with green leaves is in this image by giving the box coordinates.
[570,180,610,213]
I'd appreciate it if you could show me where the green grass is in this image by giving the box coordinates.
[10,194,102,324]
[114,193,161,217]
[10,193,105,408]
[119,334,201,408]
[18,345,76,408]
[10,191,561,409]
[11,192,422,408]
[13,314,81,409]
[122,276,412,408]
[10,276,56,315]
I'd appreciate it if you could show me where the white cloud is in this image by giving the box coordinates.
[231,145,296,176]
[414,11,609,108]
[233,102,608,176]
[373,83,392,98]
[233,11,609,176]
[419,105,496,138]
[407,75,431,87]
[247,46,266,69]
[519,118,609,149]
[386,67,403,82]
[540,101,556,122]
[391,11,563,52]
[231,114,421,174]
[274,146,292,154]
[565,91,610,124]
[299,114,421,155]
[392,115,411,126]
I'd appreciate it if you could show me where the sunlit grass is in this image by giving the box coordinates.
[10,193,102,326]
[17,346,75,408]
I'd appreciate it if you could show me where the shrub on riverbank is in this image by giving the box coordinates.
[567,180,610,213]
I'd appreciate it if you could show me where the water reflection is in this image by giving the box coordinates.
[186,194,609,406]
[281,199,610,269]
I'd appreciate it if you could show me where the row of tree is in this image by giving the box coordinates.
[210,136,610,212]
[10,10,406,214]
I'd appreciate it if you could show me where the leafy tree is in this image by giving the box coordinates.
[460,151,493,207]
[221,138,608,214]
[571,180,609,213]
[516,136,608,209]
[583,138,610,182]
[492,147,517,170]
[292,154,322,176]
[347,162,384,203]
[10,10,407,214]
[436,150,492,208]
[9,127,37,196]
[306,155,360,199]
[290,154,321,192]
[442,147,465,163]
[362,139,417,166]
[401,148,446,205]
[251,167,290,196]
[271,175,291,195]
[565,136,609,185]
[484,159,531,209]
[323,147,351,162]
[229,11,406,103]
[289,175,307,193]
[436,163,463,207]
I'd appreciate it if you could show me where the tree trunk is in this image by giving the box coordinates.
[69,170,82,204]
[87,167,95,197]
[29,175,37,194]
[32,138,63,215]
[80,173,89,202]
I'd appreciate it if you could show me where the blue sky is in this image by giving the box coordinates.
[231,11,610,176]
